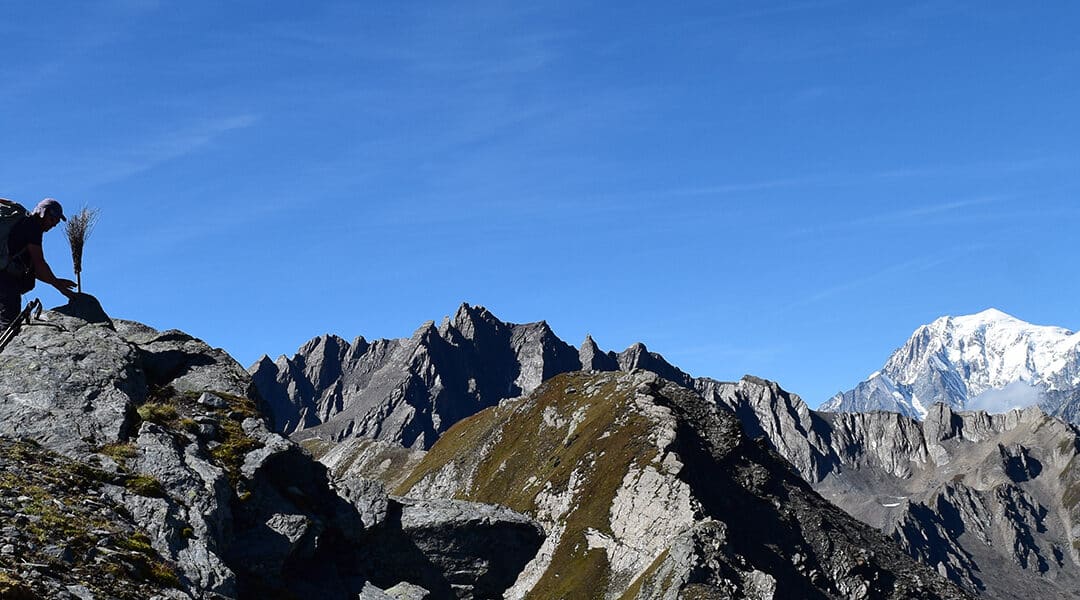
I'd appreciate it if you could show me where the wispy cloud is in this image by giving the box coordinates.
[655,177,820,198]
[779,249,982,312]
[82,115,260,189]
[1,114,260,203]
[811,196,1006,232]
[966,380,1043,414]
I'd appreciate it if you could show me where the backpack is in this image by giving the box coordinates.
[0,199,31,273]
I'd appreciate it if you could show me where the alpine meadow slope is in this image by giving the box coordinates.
[396,370,970,600]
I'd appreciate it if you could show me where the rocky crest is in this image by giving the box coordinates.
[821,308,1080,421]
[0,296,543,599]
[396,370,971,599]
[707,375,1080,599]
[251,303,690,449]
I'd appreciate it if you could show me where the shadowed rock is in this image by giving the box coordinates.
[50,292,113,328]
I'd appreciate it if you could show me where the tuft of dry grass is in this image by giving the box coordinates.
[65,206,99,293]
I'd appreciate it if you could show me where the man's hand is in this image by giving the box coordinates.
[53,278,77,298]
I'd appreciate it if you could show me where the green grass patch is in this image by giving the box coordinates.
[137,402,179,426]
[0,438,183,597]
[116,532,155,555]
[209,416,264,486]
[98,442,139,463]
[619,549,671,600]
[397,372,656,600]
[133,387,266,490]
[124,474,166,498]
[298,438,335,460]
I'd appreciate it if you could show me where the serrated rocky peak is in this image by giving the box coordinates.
[617,342,694,388]
[578,334,619,372]
[822,308,1080,421]
[250,303,690,449]
[713,375,1080,599]
[397,370,970,599]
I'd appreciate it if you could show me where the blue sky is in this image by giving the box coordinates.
[3,2,1078,407]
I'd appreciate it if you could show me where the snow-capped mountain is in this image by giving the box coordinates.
[821,308,1080,420]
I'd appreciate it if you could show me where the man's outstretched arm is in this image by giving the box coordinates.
[26,244,76,297]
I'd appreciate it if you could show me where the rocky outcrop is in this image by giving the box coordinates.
[0,300,543,599]
[397,370,971,599]
[362,497,545,599]
[578,334,618,372]
[251,303,692,450]
[708,375,1080,599]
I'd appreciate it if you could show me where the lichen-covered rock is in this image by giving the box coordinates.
[0,437,193,599]
[0,309,142,457]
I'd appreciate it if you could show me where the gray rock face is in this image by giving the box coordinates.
[578,334,618,372]
[386,497,545,599]
[114,319,253,399]
[399,371,971,599]
[708,375,1080,599]
[251,303,693,450]
[0,309,142,457]
[0,304,543,600]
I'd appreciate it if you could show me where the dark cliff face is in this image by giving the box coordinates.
[710,376,1080,600]
[251,303,692,450]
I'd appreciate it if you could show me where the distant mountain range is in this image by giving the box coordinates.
[250,302,692,449]
[821,308,1080,422]
[252,303,1080,598]
[711,375,1080,599]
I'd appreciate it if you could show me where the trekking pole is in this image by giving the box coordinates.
[0,298,42,352]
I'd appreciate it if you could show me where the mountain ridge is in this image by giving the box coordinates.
[250,302,693,450]
[822,308,1080,421]
[252,302,1080,598]
[713,375,1080,598]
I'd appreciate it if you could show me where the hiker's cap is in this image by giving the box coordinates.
[33,198,66,222]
